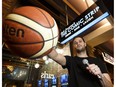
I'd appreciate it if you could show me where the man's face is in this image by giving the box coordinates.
[73,37,86,52]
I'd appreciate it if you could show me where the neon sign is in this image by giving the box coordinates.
[60,0,110,44]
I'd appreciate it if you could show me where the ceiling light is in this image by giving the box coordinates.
[45,60,49,65]
[43,56,47,60]
[34,63,40,68]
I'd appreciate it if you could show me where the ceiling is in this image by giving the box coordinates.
[2,0,114,67]
[24,0,114,56]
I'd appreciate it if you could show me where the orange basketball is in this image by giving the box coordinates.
[3,6,59,59]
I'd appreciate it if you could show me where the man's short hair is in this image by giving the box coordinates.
[73,36,85,42]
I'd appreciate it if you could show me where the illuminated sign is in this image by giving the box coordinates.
[41,71,55,79]
[60,0,110,44]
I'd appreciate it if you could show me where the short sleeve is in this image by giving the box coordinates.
[62,56,71,69]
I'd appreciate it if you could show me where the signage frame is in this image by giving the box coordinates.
[60,0,110,44]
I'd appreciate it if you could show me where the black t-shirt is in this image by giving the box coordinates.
[62,56,108,87]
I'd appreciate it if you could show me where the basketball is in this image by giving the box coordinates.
[3,6,59,59]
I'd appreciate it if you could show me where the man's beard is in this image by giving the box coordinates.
[76,47,86,53]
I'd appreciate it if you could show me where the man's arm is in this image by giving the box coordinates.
[87,64,113,87]
[48,49,66,66]
[99,73,113,87]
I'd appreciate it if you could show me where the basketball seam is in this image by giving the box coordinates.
[11,13,53,28]
[5,35,59,44]
[36,8,55,49]
[5,19,45,34]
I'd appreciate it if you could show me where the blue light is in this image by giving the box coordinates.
[44,79,49,87]
[38,80,42,87]
[61,12,109,44]
[52,76,57,85]
[60,74,68,84]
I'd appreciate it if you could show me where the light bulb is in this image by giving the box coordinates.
[34,63,40,68]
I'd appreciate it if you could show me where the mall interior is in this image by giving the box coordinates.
[2,0,114,87]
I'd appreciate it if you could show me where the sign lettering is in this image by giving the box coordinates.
[60,0,110,44]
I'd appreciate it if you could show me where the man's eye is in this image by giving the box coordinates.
[74,42,77,44]
[79,40,82,43]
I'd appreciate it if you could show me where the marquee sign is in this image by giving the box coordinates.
[60,0,110,44]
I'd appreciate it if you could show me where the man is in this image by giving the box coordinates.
[48,37,113,87]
